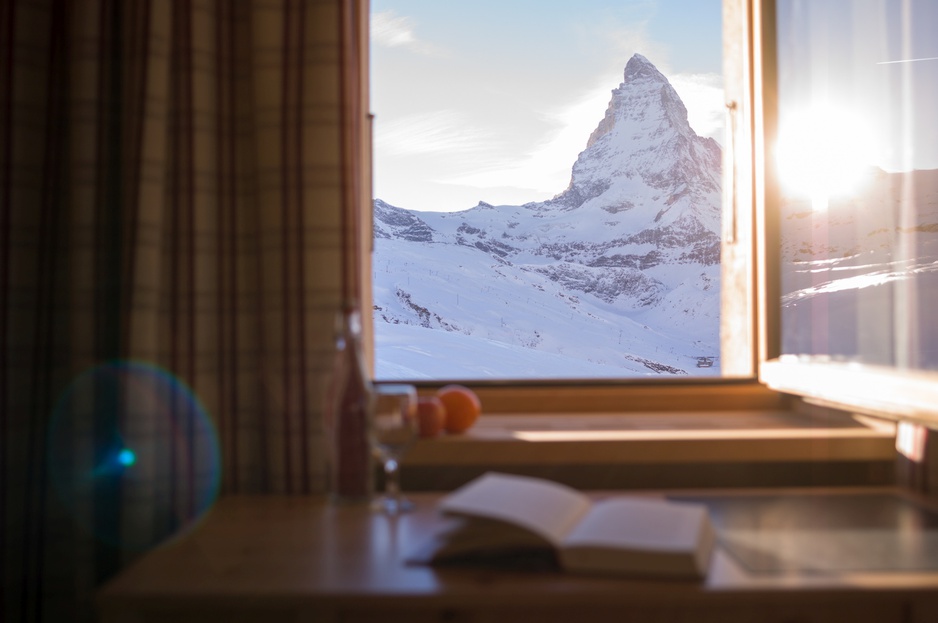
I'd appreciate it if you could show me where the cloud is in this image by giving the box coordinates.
[371,10,441,55]
[582,8,670,77]
[374,110,497,157]
[669,72,725,143]
[438,80,614,196]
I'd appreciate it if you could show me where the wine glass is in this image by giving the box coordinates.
[370,384,419,513]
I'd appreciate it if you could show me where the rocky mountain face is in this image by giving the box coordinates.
[372,54,723,379]
[558,55,721,214]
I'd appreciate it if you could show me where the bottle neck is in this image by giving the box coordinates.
[336,304,363,341]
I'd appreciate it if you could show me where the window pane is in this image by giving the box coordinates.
[777,0,938,369]
[371,1,724,380]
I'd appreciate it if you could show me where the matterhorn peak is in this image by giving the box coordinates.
[623,53,666,83]
[554,54,720,211]
[584,54,687,151]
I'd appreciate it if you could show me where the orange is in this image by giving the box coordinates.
[436,385,481,434]
[416,396,446,438]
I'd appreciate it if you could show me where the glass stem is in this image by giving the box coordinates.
[384,458,400,503]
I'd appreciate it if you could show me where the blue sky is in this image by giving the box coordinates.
[370,0,723,212]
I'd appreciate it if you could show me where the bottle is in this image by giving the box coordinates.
[327,304,374,502]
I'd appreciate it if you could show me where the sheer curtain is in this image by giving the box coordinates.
[1,1,352,620]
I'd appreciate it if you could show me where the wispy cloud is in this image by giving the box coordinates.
[371,10,441,55]
[585,10,670,76]
[439,83,613,196]
[669,72,725,143]
[374,110,497,157]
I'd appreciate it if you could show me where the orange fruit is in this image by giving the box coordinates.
[436,385,481,434]
[416,396,446,438]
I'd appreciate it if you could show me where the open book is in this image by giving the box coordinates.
[421,472,715,579]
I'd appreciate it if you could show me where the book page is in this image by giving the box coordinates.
[439,473,592,545]
[562,497,707,552]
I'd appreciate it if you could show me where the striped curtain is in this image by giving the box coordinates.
[1,0,356,620]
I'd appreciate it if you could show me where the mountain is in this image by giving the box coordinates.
[372,54,722,379]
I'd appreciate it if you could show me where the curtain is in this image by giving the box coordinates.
[1,0,349,620]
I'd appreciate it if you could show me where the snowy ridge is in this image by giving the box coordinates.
[373,55,722,379]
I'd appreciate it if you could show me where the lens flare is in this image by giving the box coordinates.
[776,105,873,209]
[48,360,221,551]
[117,448,137,467]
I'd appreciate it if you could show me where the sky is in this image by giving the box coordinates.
[370,0,723,212]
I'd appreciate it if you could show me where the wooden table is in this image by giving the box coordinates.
[97,489,938,623]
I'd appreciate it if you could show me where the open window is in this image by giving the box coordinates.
[754,0,938,426]
[346,0,938,419]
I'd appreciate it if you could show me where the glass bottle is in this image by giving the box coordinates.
[327,305,374,502]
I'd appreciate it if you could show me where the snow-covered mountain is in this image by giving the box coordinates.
[373,54,723,380]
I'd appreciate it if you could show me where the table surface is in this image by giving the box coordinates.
[97,487,938,621]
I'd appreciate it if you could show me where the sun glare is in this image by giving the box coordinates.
[776,106,872,210]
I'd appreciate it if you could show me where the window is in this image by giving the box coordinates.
[345,0,893,414]
[368,1,748,384]
[753,0,938,425]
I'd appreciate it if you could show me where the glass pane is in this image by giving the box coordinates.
[371,1,724,380]
[777,0,938,369]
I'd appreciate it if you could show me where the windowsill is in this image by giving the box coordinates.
[408,409,895,465]
[401,409,898,491]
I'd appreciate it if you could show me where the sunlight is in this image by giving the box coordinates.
[776,105,873,210]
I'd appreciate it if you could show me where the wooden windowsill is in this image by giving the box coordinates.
[407,410,896,466]
[400,409,898,491]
